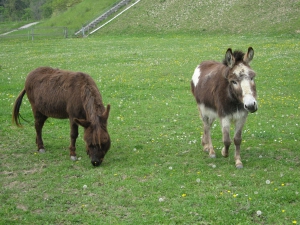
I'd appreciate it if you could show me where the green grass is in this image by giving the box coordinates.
[0,34,299,224]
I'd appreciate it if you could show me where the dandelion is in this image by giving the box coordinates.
[292,221,297,224]
[169,166,173,170]
[282,209,285,213]
[256,210,262,216]
[281,183,285,186]
[196,178,201,183]
[182,193,187,197]
[266,180,271,184]
[233,194,238,198]
[83,185,87,189]
[159,197,164,202]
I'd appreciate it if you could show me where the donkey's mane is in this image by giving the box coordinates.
[222,50,245,66]
[82,82,105,145]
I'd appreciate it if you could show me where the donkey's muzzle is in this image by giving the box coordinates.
[244,101,258,113]
[243,95,258,113]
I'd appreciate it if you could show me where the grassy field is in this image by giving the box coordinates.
[0,33,299,224]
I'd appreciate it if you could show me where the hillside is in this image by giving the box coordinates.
[40,0,118,30]
[2,0,299,36]
[92,0,300,36]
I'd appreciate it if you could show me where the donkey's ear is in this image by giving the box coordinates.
[244,47,254,64]
[74,118,91,128]
[101,104,110,120]
[225,48,235,68]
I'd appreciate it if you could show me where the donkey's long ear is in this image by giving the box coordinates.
[225,48,235,68]
[243,47,254,64]
[101,104,110,120]
[74,118,91,128]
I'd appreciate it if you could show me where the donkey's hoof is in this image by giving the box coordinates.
[221,147,229,158]
[209,154,216,158]
[38,149,45,153]
[70,156,77,161]
[236,164,243,169]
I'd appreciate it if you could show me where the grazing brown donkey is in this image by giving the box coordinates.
[13,67,111,166]
[191,47,257,168]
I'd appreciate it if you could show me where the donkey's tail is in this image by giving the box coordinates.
[12,89,26,127]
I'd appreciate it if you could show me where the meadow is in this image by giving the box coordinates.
[0,34,299,224]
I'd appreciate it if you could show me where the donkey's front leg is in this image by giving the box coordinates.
[233,117,247,169]
[221,118,231,158]
[69,121,79,161]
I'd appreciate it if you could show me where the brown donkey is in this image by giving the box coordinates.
[13,67,111,166]
[191,47,257,168]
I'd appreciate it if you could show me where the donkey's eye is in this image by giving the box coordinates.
[231,80,238,85]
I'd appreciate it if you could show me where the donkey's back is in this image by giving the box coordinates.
[25,66,99,119]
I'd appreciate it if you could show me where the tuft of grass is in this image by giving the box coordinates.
[0,34,299,224]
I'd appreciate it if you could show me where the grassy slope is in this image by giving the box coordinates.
[94,0,300,35]
[2,0,300,36]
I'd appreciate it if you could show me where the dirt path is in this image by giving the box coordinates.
[0,22,39,36]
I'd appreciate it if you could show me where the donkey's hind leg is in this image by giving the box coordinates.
[34,111,48,153]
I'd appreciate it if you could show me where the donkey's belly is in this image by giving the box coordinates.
[198,103,218,120]
[33,97,70,119]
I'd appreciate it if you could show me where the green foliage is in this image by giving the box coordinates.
[0,34,299,224]
[0,0,83,21]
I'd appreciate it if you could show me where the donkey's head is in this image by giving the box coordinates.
[74,104,111,166]
[224,47,258,113]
